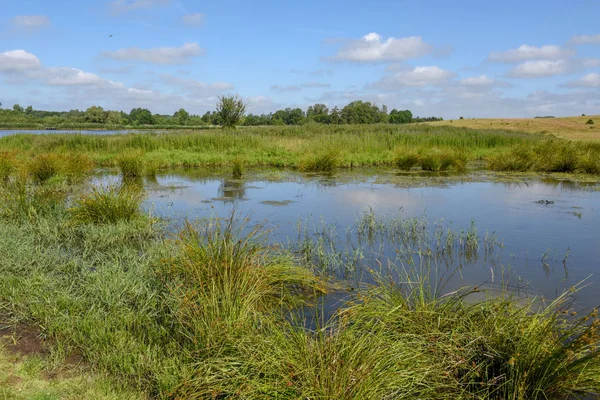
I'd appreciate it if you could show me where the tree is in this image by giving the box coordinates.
[389,109,413,124]
[340,101,385,124]
[107,111,125,125]
[13,104,24,113]
[85,106,108,123]
[173,108,190,125]
[215,95,247,129]
[25,105,33,115]
[307,103,330,124]
[330,107,342,124]
[129,108,154,125]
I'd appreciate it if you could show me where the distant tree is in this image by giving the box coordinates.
[25,105,33,115]
[173,108,190,125]
[340,101,385,124]
[129,108,154,125]
[106,111,124,125]
[85,106,108,123]
[459,116,464,120]
[389,109,413,124]
[216,95,247,129]
[307,103,330,124]
[13,104,24,113]
[330,106,342,124]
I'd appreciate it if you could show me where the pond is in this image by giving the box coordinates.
[97,169,600,315]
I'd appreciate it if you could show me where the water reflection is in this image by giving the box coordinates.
[96,169,600,311]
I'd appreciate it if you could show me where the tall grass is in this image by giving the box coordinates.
[0,151,15,181]
[298,150,340,172]
[116,153,144,178]
[68,184,145,224]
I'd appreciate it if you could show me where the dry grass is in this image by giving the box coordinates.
[428,115,600,141]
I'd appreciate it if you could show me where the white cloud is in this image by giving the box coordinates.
[0,50,41,73]
[109,0,171,15]
[331,33,432,62]
[507,58,600,78]
[11,15,51,31]
[507,60,569,78]
[100,42,204,64]
[182,13,205,27]
[42,68,115,87]
[570,34,600,45]
[373,66,455,88]
[459,75,497,86]
[270,82,331,93]
[488,44,574,63]
[563,73,600,88]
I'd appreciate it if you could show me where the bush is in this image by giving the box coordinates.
[216,95,247,129]
[586,119,594,125]
[68,184,145,224]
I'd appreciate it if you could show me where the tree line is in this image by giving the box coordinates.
[0,100,442,127]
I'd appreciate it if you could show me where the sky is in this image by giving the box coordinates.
[0,0,599,119]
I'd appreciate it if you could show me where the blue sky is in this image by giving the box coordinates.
[1,0,599,118]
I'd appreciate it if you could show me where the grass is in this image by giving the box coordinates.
[68,184,145,224]
[1,124,597,177]
[429,114,600,141]
[0,343,141,400]
[0,178,599,398]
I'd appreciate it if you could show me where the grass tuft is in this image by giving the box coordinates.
[68,184,145,224]
[116,153,144,178]
[298,150,340,172]
[27,154,60,183]
[392,148,420,170]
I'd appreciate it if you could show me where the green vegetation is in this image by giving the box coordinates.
[2,124,598,177]
[0,171,598,398]
[215,94,247,128]
[68,184,145,225]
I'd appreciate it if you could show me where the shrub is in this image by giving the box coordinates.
[586,119,594,125]
[216,95,247,129]
[68,184,144,224]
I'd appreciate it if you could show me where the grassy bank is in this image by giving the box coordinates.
[1,124,600,176]
[0,173,599,399]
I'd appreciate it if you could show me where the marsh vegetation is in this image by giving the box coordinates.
[0,158,599,399]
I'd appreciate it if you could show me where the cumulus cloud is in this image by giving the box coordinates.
[507,60,569,78]
[0,50,42,73]
[507,58,600,78]
[372,66,455,89]
[570,34,600,45]
[270,82,331,93]
[11,15,51,32]
[109,0,172,15]
[562,73,600,88]
[100,43,204,64]
[182,13,205,27]
[488,44,574,63]
[41,68,115,87]
[330,33,432,62]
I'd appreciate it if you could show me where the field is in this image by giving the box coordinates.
[429,115,600,141]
